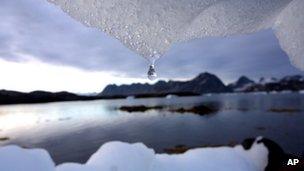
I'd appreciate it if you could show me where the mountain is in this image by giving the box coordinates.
[228,76,255,92]
[100,72,231,97]
[0,90,101,105]
[236,75,304,92]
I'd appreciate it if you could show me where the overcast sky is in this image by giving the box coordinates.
[0,0,303,93]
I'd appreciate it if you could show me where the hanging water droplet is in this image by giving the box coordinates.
[146,51,160,80]
[147,64,157,80]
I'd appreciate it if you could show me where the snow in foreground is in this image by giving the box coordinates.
[48,0,304,69]
[0,138,268,171]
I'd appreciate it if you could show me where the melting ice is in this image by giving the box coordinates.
[47,0,304,78]
[0,139,268,171]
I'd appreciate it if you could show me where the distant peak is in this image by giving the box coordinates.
[194,72,216,79]
[238,76,254,84]
[239,76,250,80]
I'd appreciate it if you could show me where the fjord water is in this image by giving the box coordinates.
[0,93,303,164]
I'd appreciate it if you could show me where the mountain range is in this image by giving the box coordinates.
[100,72,304,97]
[1,72,304,105]
[228,75,304,92]
[101,72,230,97]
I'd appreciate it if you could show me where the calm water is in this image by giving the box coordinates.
[0,92,303,164]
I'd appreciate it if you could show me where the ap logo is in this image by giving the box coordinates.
[287,159,300,166]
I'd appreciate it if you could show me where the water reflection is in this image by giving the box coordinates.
[0,93,303,164]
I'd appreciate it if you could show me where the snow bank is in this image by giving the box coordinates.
[0,139,268,171]
[47,0,304,69]
[0,145,55,171]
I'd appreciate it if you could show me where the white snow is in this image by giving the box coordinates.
[0,145,55,171]
[0,139,268,171]
[259,77,278,84]
[47,0,304,69]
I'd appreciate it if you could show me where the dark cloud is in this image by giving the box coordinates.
[0,0,303,83]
